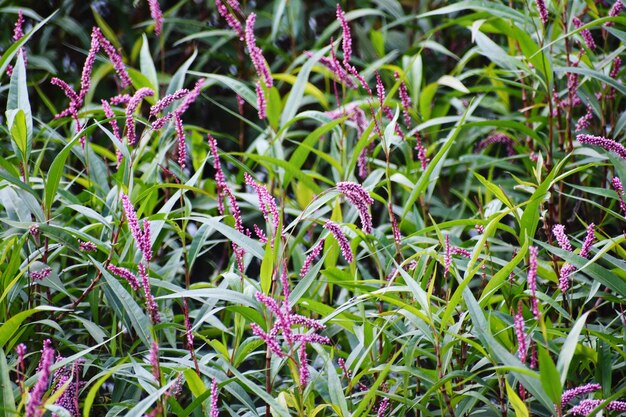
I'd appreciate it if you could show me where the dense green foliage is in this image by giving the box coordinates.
[0,0,625,416]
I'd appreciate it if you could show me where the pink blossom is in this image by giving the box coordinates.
[377,397,390,417]
[575,105,593,132]
[208,135,227,214]
[476,132,515,156]
[337,181,374,234]
[444,235,452,276]
[324,221,353,263]
[299,345,310,386]
[552,224,573,252]
[579,223,595,258]
[92,27,132,88]
[210,378,219,417]
[148,0,163,36]
[415,133,428,170]
[245,14,273,87]
[562,383,601,407]
[300,240,324,278]
[139,263,160,324]
[215,0,244,40]
[578,134,626,159]
[244,173,280,237]
[79,240,97,252]
[149,89,190,117]
[559,263,576,293]
[611,177,626,215]
[256,81,267,120]
[535,0,549,24]
[336,5,352,66]
[514,302,527,363]
[125,87,155,146]
[174,113,187,167]
[107,264,140,290]
[102,99,122,141]
[607,0,624,26]
[528,246,539,319]
[570,399,626,416]
[26,339,54,417]
[395,72,412,127]
[573,17,596,50]
[31,267,52,281]
[149,341,160,382]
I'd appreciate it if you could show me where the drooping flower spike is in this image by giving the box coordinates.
[148,0,163,36]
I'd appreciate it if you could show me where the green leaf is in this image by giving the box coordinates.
[7,52,32,162]
[0,308,41,348]
[140,34,159,97]
[506,379,529,417]
[96,259,153,347]
[557,312,589,385]
[184,369,207,398]
[260,240,274,294]
[0,347,16,416]
[44,137,80,215]
[539,346,562,405]
[6,109,27,161]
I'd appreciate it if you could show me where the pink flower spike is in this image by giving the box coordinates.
[578,134,626,159]
[561,383,602,407]
[216,0,244,40]
[176,78,205,116]
[336,4,352,66]
[79,240,97,252]
[51,77,80,108]
[174,113,187,168]
[514,302,527,363]
[245,14,273,87]
[210,378,219,417]
[142,219,152,262]
[323,221,353,263]
[26,339,54,417]
[148,0,164,36]
[107,264,140,290]
[535,0,549,24]
[337,181,374,234]
[31,267,52,281]
[528,246,539,319]
[415,133,428,170]
[125,87,155,146]
[183,298,194,350]
[607,0,624,26]
[573,17,596,50]
[300,240,324,278]
[377,397,390,417]
[575,105,593,132]
[256,81,267,120]
[102,99,122,140]
[579,223,595,259]
[395,72,412,128]
[13,10,24,41]
[299,345,310,387]
[390,204,401,246]
[149,341,160,382]
[558,263,576,293]
[251,323,285,357]
[611,177,626,215]
[92,27,132,88]
[552,224,573,252]
[121,193,143,250]
[208,135,227,214]
[139,263,160,324]
[444,235,452,276]
[150,89,189,118]
[610,57,621,79]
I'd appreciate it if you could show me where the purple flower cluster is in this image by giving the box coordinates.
[324,221,354,263]
[395,72,412,128]
[578,134,626,159]
[121,193,153,262]
[390,204,402,247]
[31,267,52,281]
[514,302,527,362]
[26,339,54,417]
[476,132,516,156]
[150,79,205,168]
[527,246,539,319]
[149,341,161,382]
[444,235,452,276]
[139,263,160,324]
[337,181,374,234]
[606,0,624,26]
[575,105,593,132]
[570,399,626,416]
[562,383,601,407]
[216,0,243,40]
[300,240,324,278]
[79,240,97,252]
[573,17,597,50]
[245,13,273,88]
[148,0,163,36]
[244,173,281,238]
[335,5,370,93]
[7,10,26,76]
[377,397,390,417]
[107,264,140,290]
[125,87,155,146]
[579,223,595,258]
[553,224,573,251]
[101,100,122,164]
[535,0,549,24]
[251,281,330,387]
[211,378,220,417]
[415,132,429,170]
[208,136,245,271]
[611,177,626,215]
[52,359,83,417]
[16,343,26,388]
[255,81,267,120]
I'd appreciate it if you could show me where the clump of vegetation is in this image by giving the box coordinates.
[0,0,625,416]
